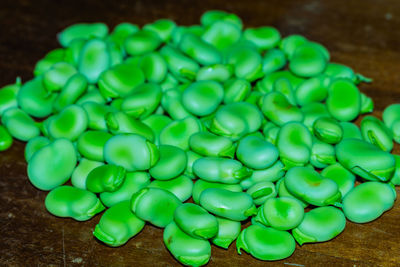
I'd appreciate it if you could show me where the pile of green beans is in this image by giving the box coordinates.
[1,10,399,266]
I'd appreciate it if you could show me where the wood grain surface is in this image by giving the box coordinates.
[1,0,400,266]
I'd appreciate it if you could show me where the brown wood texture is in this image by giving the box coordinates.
[1,0,400,266]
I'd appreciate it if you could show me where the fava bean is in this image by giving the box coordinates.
[71,158,104,190]
[361,115,393,152]
[246,181,277,205]
[211,216,241,249]
[78,39,111,83]
[189,131,235,158]
[24,136,50,161]
[321,163,355,198]
[236,135,279,169]
[149,145,187,180]
[0,125,13,152]
[240,160,285,189]
[86,164,126,193]
[383,103,400,143]
[58,23,108,47]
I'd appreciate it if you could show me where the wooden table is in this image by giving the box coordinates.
[1,0,400,266]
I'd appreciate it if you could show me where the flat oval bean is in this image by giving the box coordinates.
[243,26,280,51]
[313,117,343,144]
[108,22,139,48]
[0,79,20,116]
[161,88,191,120]
[53,73,88,112]
[140,52,167,83]
[0,125,13,152]
[82,102,115,131]
[240,160,285,189]
[24,136,50,161]
[256,70,304,94]
[340,121,362,140]
[124,30,161,56]
[292,206,346,245]
[295,75,331,106]
[285,167,341,206]
[310,137,336,169]
[336,138,395,182]
[196,64,232,82]
[179,33,222,65]
[78,39,111,83]
[289,42,328,77]
[164,221,211,267]
[321,163,355,198]
[71,158,104,190]
[143,19,176,42]
[86,164,126,193]
[227,46,263,81]
[149,145,187,180]
[326,78,361,121]
[246,181,277,205]
[383,103,400,143]
[342,181,396,223]
[58,23,108,47]
[100,172,150,207]
[223,78,251,104]
[360,115,393,152]
[104,134,159,172]
[211,216,241,249]
[276,122,312,168]
[276,178,308,208]
[202,20,241,51]
[185,150,203,179]
[93,201,145,247]
[189,131,235,158]
[2,108,40,141]
[105,111,154,141]
[76,130,112,161]
[160,45,199,82]
[45,186,105,221]
[254,197,304,230]
[192,179,242,204]
[236,225,295,261]
[149,175,193,202]
[262,49,286,75]
[390,155,400,186]
[199,188,256,221]
[236,135,279,169]
[273,77,297,106]
[280,34,307,59]
[174,203,218,239]
[193,157,251,184]
[131,187,181,227]
[43,62,77,92]
[301,102,331,133]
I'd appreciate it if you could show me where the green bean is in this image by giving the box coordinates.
[210,216,241,249]
[243,26,280,51]
[295,74,331,106]
[17,77,57,118]
[64,39,86,66]
[360,115,393,151]
[75,88,106,105]
[45,185,105,221]
[78,39,111,83]
[71,158,104,189]
[326,78,361,121]
[98,63,145,99]
[254,197,304,230]
[236,135,278,169]
[199,188,256,221]
[24,136,50,161]
[236,225,296,261]
[149,175,193,202]
[43,62,77,92]
[285,167,341,206]
[173,203,218,239]
[159,116,203,150]
[164,221,211,267]
[240,160,285,189]
[161,88,191,120]
[313,117,343,144]
[142,114,172,145]
[185,150,203,179]
[342,181,396,223]
[0,79,20,116]
[131,187,181,227]
[86,164,126,193]
[261,91,303,126]
[160,45,199,82]
[93,201,145,247]
[140,52,167,83]
[179,33,222,65]
[196,64,232,82]
[182,80,224,116]
[193,157,251,184]
[201,10,242,29]
[192,179,242,204]
[210,102,263,140]
[1,108,40,141]
[104,134,159,172]
[149,145,187,180]
[289,42,328,77]
[323,62,372,84]
[124,30,161,56]
[383,103,400,143]
[276,122,312,168]
[202,20,241,51]
[81,102,114,131]
[105,111,154,141]
[47,104,88,141]
[27,138,77,190]
[360,93,374,114]
[276,177,308,208]
[120,83,162,119]
[264,72,302,95]
[336,138,395,182]
[143,19,176,42]
[390,155,400,186]
[340,121,362,140]
[301,102,331,133]
[246,181,277,205]
[292,206,346,245]
[273,77,297,106]
[100,171,150,207]
[189,131,235,158]
[321,163,355,198]
[223,78,251,104]
[76,130,112,161]
[108,23,139,49]
[310,136,336,169]
[53,73,88,112]
[279,34,307,59]
[58,23,108,47]
[226,46,263,81]
[262,49,286,75]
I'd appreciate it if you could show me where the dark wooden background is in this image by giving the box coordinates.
[1,0,400,266]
